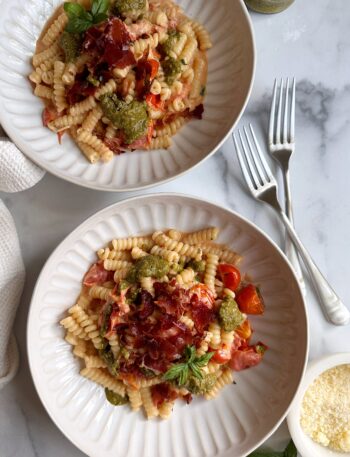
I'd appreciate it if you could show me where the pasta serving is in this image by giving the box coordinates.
[30,0,212,164]
[60,227,267,420]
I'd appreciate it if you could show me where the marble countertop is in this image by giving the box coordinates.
[1,0,350,455]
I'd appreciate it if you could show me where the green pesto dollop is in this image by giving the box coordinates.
[186,259,206,273]
[162,57,182,85]
[99,303,113,337]
[121,100,149,144]
[127,255,170,282]
[162,31,181,56]
[187,373,217,394]
[113,0,146,15]
[100,93,126,124]
[59,31,81,62]
[105,388,128,406]
[219,296,244,332]
[100,94,149,144]
[170,261,185,274]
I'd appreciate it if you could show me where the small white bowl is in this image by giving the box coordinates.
[287,353,350,457]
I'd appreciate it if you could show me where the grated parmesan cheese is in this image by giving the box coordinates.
[300,364,350,453]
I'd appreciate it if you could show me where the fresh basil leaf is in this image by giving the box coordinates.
[64,2,86,17]
[194,351,214,367]
[163,363,186,381]
[284,440,297,457]
[65,16,92,33]
[91,0,110,16]
[189,362,203,380]
[93,12,108,23]
[184,345,196,363]
[178,365,189,385]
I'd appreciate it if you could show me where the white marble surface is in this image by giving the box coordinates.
[1,0,350,455]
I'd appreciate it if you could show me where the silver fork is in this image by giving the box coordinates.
[233,124,350,326]
[269,78,305,294]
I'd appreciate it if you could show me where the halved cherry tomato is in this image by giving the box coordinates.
[147,59,160,80]
[145,93,164,110]
[235,319,252,340]
[217,264,241,291]
[211,344,231,364]
[236,284,265,315]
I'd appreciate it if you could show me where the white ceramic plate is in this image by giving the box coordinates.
[27,194,308,457]
[0,0,255,192]
[287,353,350,457]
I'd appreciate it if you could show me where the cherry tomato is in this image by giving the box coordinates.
[217,264,241,291]
[211,344,231,364]
[145,93,164,110]
[236,284,265,315]
[147,59,160,80]
[235,319,252,340]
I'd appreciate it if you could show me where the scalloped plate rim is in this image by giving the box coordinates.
[0,0,256,192]
[27,192,309,457]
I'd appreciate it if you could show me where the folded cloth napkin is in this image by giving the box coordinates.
[0,130,44,389]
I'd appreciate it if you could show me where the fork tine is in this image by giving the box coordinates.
[249,124,275,184]
[290,77,296,142]
[282,77,290,144]
[233,133,257,193]
[276,78,284,144]
[238,129,262,188]
[243,126,268,185]
[268,78,278,146]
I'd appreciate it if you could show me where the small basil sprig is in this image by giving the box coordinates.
[248,440,297,457]
[64,0,109,33]
[163,345,214,386]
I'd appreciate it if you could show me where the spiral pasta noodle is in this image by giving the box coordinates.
[42,12,68,47]
[81,368,126,397]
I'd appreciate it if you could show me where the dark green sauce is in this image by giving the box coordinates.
[112,0,146,15]
[105,388,128,406]
[127,255,170,282]
[162,57,182,85]
[219,296,244,332]
[60,31,81,62]
[100,94,149,144]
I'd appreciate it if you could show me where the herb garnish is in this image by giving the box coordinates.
[163,345,214,386]
[247,439,297,457]
[64,0,110,33]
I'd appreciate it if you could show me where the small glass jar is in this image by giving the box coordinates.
[245,0,295,14]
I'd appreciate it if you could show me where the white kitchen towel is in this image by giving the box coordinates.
[0,131,45,192]
[0,132,45,389]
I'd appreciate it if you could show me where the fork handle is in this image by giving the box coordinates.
[278,210,350,326]
[283,171,306,294]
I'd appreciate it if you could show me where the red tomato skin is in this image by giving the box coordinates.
[217,264,241,291]
[235,319,252,340]
[145,93,164,110]
[211,345,231,364]
[236,284,265,315]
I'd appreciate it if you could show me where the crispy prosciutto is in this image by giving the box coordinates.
[83,261,112,286]
[83,18,136,72]
[151,383,177,407]
[228,348,262,371]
